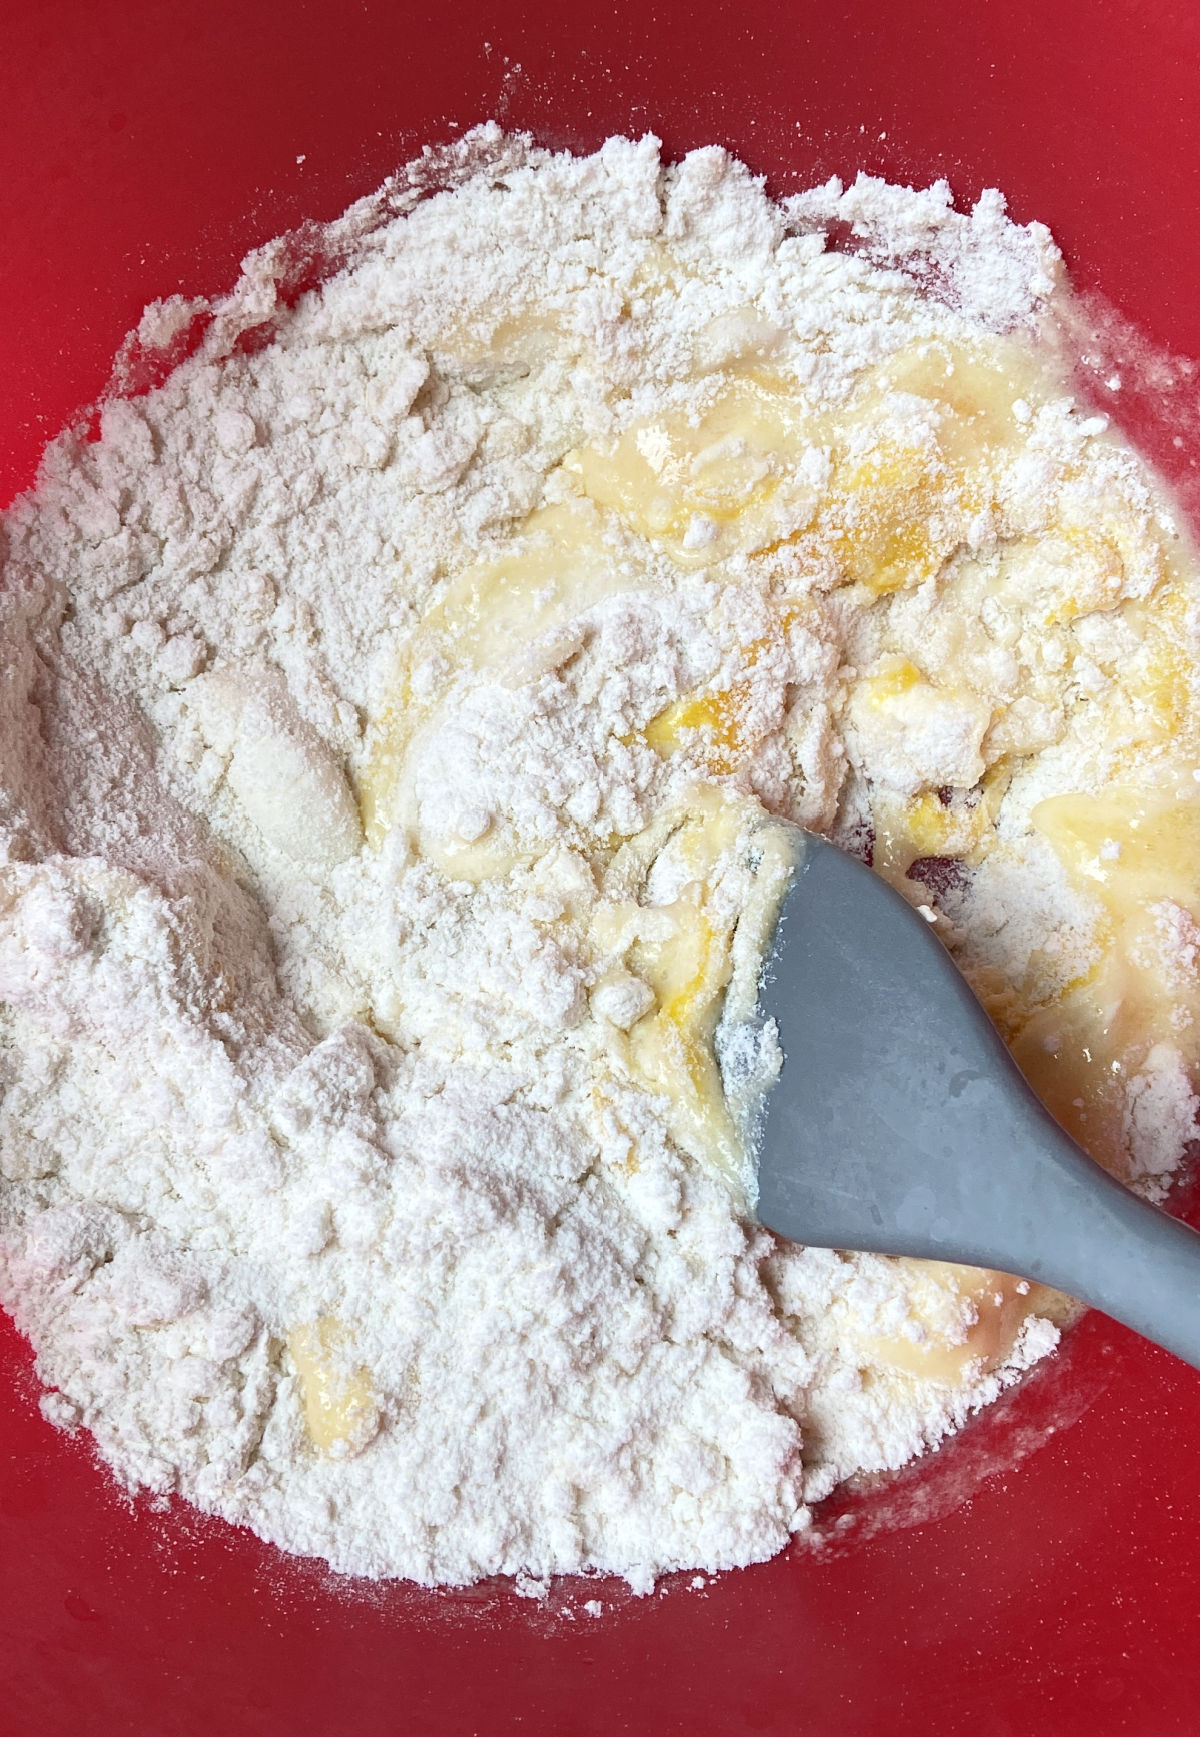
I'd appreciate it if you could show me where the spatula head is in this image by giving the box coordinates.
[749,829,1200,1372]
[753,829,1075,1269]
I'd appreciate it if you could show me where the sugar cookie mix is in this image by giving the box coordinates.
[1,129,1195,1589]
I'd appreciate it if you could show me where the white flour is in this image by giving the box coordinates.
[0,129,1193,1591]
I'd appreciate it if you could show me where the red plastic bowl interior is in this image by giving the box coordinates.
[4,4,1200,1733]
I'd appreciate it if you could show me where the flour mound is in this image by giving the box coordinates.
[0,130,1184,1589]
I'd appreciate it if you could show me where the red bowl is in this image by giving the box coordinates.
[5,4,1200,1732]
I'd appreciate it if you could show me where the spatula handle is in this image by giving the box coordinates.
[1000,1116,1200,1371]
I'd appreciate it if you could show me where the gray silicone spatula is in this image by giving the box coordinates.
[753,828,1200,1371]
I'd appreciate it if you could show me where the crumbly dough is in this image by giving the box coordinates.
[0,128,1196,1591]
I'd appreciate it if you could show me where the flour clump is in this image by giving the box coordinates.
[2,128,1197,1590]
